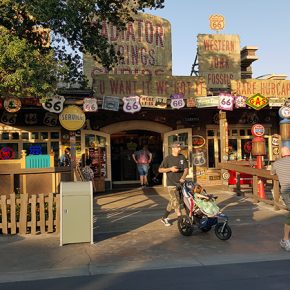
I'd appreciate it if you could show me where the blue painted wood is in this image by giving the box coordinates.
[26,155,50,168]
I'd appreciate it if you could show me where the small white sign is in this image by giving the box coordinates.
[83,98,98,112]
[170,94,185,109]
[42,95,65,113]
[123,96,141,113]
[218,94,234,111]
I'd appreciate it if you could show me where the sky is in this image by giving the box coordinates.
[145,0,290,79]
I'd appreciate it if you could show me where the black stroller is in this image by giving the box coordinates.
[177,180,232,240]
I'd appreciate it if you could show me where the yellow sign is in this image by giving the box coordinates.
[59,105,86,131]
[231,79,290,98]
[246,93,269,110]
[209,15,225,31]
[93,75,207,98]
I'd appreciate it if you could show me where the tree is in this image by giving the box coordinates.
[0,0,164,98]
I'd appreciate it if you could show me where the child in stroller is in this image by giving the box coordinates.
[177,180,232,240]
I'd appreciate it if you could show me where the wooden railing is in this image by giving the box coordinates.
[0,192,60,235]
[218,162,286,211]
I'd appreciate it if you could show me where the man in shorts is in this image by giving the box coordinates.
[132,144,152,188]
[158,141,189,226]
[271,146,290,251]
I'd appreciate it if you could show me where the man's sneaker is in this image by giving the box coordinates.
[280,239,290,251]
[161,217,171,226]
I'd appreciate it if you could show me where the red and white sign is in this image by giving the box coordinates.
[123,96,141,113]
[218,94,234,111]
[83,98,98,112]
[251,124,265,137]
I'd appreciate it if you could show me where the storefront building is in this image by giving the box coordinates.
[0,13,289,192]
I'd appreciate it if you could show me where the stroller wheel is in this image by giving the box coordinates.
[214,222,232,240]
[177,215,193,236]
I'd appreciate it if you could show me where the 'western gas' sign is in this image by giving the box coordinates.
[198,34,241,90]
[93,75,207,98]
[231,79,290,98]
[84,13,172,85]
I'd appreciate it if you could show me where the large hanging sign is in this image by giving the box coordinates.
[93,75,207,98]
[197,34,241,89]
[42,95,65,113]
[83,13,172,86]
[231,79,290,99]
[4,97,21,113]
[123,96,141,113]
[59,105,86,131]
[246,93,268,110]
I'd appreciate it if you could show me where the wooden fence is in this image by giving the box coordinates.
[0,192,60,235]
[218,162,287,211]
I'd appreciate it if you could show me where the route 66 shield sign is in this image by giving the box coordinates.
[123,96,141,113]
[170,94,185,109]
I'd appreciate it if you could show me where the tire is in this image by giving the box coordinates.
[177,216,193,236]
[214,222,232,240]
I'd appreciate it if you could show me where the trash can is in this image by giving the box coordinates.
[60,181,93,246]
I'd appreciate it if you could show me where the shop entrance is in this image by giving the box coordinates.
[111,130,163,186]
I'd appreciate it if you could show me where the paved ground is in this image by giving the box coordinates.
[0,185,289,283]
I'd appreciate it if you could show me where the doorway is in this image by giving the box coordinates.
[111,130,163,186]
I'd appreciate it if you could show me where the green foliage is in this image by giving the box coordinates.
[0,0,164,97]
[0,26,59,98]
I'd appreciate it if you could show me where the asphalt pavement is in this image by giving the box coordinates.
[0,185,289,284]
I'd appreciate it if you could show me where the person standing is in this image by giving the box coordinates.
[132,144,152,187]
[158,141,189,226]
[59,147,71,167]
[82,159,94,182]
[271,146,290,251]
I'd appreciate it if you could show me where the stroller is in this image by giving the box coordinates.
[177,180,232,240]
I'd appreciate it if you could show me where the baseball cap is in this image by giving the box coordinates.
[170,141,182,148]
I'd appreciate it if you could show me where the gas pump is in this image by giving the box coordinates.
[251,124,266,199]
